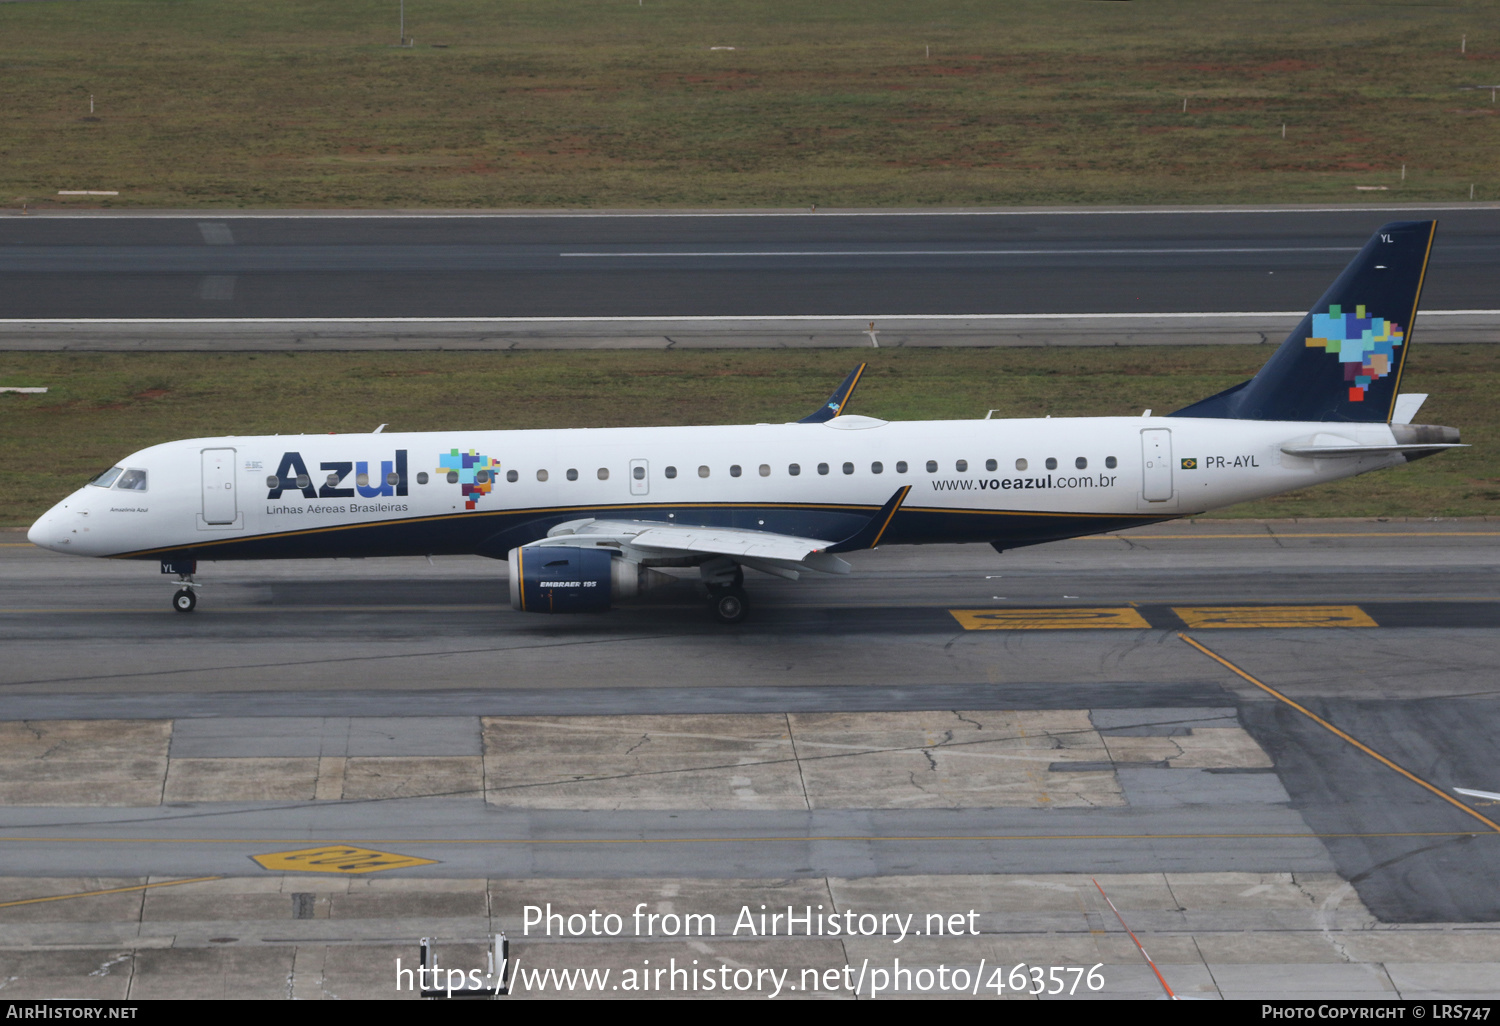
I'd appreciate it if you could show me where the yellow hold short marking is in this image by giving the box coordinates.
[251,844,437,874]
[1173,605,1377,629]
[950,607,1151,630]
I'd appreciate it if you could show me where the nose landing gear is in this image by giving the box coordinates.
[161,559,200,614]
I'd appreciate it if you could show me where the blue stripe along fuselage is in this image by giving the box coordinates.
[109,503,1176,562]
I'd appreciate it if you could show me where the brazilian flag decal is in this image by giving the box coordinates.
[1181,458,1198,470]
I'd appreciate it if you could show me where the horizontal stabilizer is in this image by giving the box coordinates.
[1456,787,1500,802]
[1280,443,1466,458]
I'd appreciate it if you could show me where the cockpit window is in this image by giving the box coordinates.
[88,467,123,489]
[115,469,148,491]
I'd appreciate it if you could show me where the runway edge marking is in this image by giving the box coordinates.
[1178,633,1500,834]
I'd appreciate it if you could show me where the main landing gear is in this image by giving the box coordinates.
[700,558,748,624]
[707,583,749,624]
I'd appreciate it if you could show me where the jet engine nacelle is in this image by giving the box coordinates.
[507,545,672,613]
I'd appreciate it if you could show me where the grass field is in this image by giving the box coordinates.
[2,0,1497,209]
[1,346,1494,528]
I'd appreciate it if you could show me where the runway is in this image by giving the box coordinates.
[1,521,1498,997]
[3,205,1498,349]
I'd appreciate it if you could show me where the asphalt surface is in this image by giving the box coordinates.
[3,206,1497,321]
[1,521,1498,922]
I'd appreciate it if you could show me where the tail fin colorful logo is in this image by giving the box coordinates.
[1304,304,1405,402]
[437,449,502,509]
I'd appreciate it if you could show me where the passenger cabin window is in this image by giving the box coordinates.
[698,465,710,478]
[788,463,801,476]
[985,459,997,472]
[506,470,518,483]
[89,467,124,489]
[1045,458,1058,470]
[536,469,548,482]
[566,469,578,481]
[896,461,908,474]
[632,467,645,480]
[475,470,490,484]
[817,463,829,476]
[1075,457,1087,470]
[417,472,429,485]
[925,460,937,473]
[730,465,742,478]
[1015,459,1028,471]
[296,473,312,489]
[116,469,148,491]
[447,470,460,484]
[955,460,968,472]
[842,462,854,475]
[598,468,609,481]
[385,471,400,487]
[665,466,678,479]
[871,461,883,474]
[759,464,770,477]
[1105,456,1117,469]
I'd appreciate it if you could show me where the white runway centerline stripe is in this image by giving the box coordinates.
[560,247,1360,258]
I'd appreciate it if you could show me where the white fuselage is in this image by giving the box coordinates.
[28,414,1404,561]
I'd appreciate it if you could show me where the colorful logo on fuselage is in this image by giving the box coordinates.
[1304,304,1404,403]
[438,449,502,509]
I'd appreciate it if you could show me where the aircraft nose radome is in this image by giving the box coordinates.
[27,505,65,551]
[26,512,50,548]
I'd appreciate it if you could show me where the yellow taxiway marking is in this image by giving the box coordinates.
[0,875,220,909]
[950,607,1151,630]
[1179,633,1500,835]
[250,844,439,874]
[0,831,1487,846]
[1174,605,1377,629]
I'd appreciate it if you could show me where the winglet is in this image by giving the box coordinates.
[798,364,866,423]
[827,485,910,553]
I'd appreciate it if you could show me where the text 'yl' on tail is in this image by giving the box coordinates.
[1171,220,1436,423]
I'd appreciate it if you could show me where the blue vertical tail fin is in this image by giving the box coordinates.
[1170,220,1436,423]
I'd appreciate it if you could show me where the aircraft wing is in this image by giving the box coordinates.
[532,487,909,577]
[535,518,850,575]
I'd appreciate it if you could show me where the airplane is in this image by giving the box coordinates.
[26,220,1464,624]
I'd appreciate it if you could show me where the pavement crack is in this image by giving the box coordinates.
[953,711,982,730]
[623,734,651,756]
[785,712,811,812]
[921,749,937,771]
[1306,879,1357,964]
